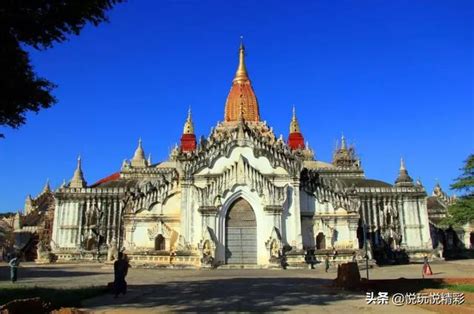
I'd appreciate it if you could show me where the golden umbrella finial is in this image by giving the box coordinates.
[233,36,249,83]
[290,105,301,133]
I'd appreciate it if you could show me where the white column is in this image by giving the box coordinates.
[51,199,61,250]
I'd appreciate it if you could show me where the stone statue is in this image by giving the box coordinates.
[270,240,280,259]
[107,240,118,262]
[201,240,214,266]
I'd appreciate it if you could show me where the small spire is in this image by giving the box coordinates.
[341,134,347,150]
[60,178,67,188]
[147,153,152,165]
[288,105,305,150]
[400,157,406,171]
[41,179,51,194]
[183,107,195,134]
[24,194,34,215]
[180,109,197,152]
[233,36,249,83]
[395,156,413,187]
[70,155,87,188]
[131,138,147,168]
[289,105,301,133]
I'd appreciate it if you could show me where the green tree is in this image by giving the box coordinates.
[0,0,125,138]
[443,154,474,226]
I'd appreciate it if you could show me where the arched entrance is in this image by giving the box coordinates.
[225,198,257,264]
[155,234,165,251]
[316,232,326,250]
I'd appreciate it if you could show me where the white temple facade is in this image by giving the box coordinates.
[49,43,433,267]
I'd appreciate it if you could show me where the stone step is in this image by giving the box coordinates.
[217,264,266,270]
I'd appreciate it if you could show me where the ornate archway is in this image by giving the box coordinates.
[225,198,257,264]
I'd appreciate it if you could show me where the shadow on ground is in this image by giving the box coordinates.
[84,277,357,312]
[0,265,104,281]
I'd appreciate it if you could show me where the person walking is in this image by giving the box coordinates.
[325,254,330,273]
[113,252,131,298]
[9,255,20,283]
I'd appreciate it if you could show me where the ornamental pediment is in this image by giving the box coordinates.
[195,146,289,177]
[193,155,288,208]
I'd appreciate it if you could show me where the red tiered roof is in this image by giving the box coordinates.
[288,132,305,150]
[181,133,196,152]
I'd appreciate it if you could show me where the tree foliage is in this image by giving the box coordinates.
[443,154,474,226]
[0,0,124,138]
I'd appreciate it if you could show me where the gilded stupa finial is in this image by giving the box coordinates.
[183,106,194,134]
[233,36,249,83]
[289,105,301,133]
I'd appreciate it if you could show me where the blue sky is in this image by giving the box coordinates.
[0,0,473,212]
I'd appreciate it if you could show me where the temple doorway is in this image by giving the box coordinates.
[155,234,165,251]
[225,198,257,264]
[316,232,326,250]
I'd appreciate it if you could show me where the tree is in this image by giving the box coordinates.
[0,0,125,138]
[442,154,474,227]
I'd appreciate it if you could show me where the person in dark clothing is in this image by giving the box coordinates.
[9,255,20,283]
[324,254,330,273]
[113,252,130,298]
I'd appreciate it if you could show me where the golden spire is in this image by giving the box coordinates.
[183,107,194,134]
[289,105,301,133]
[233,36,249,83]
[224,38,260,122]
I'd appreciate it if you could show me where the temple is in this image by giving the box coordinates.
[16,42,455,267]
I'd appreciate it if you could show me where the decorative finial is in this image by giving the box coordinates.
[131,138,146,168]
[42,178,51,194]
[341,133,347,150]
[183,107,195,134]
[289,105,301,133]
[70,155,87,188]
[147,153,152,165]
[400,157,406,171]
[395,156,414,187]
[233,37,249,83]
